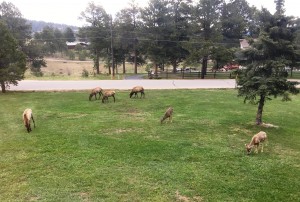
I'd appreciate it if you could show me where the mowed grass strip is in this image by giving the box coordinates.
[0,90,299,201]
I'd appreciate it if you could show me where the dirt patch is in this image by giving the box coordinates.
[79,192,90,202]
[261,123,279,128]
[175,190,203,202]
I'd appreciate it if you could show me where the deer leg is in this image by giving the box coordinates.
[254,145,258,153]
[32,115,36,128]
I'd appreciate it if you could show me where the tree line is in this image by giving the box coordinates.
[76,0,300,79]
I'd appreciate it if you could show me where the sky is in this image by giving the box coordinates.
[4,0,300,27]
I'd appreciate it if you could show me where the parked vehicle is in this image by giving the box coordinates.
[223,63,239,71]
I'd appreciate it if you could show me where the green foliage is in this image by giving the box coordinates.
[29,57,46,76]
[79,2,111,74]
[0,90,299,201]
[30,66,44,77]
[0,22,26,92]
[68,50,75,60]
[81,68,89,77]
[78,50,87,61]
[34,26,67,55]
[236,8,299,124]
[140,0,192,72]
[145,63,153,72]
[0,1,46,92]
[221,0,254,39]
[64,27,76,42]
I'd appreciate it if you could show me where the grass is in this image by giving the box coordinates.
[0,89,299,201]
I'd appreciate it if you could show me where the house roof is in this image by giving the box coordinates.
[239,39,250,49]
[66,41,89,46]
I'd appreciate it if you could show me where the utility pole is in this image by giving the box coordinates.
[110,15,115,78]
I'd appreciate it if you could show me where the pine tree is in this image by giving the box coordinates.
[236,8,299,125]
[0,22,26,93]
[274,0,285,16]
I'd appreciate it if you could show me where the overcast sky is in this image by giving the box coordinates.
[5,0,300,26]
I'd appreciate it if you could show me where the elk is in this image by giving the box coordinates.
[23,108,36,133]
[102,90,116,103]
[130,86,145,98]
[89,87,103,101]
[161,107,173,124]
[245,131,267,154]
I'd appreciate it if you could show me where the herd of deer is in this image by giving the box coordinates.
[22,86,267,155]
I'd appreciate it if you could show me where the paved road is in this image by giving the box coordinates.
[9,79,237,91]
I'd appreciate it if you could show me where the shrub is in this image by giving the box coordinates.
[30,67,43,77]
[68,51,75,60]
[81,68,89,77]
[78,50,87,61]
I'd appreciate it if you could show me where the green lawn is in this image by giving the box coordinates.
[0,90,299,201]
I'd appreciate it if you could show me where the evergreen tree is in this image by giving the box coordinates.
[236,8,299,125]
[64,27,76,42]
[115,0,142,74]
[140,0,171,74]
[79,2,111,74]
[188,0,223,79]
[274,0,285,16]
[0,22,26,93]
[221,0,254,40]
[0,1,46,85]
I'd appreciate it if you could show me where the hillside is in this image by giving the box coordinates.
[27,20,78,33]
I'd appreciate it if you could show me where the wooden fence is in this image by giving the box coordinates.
[148,71,235,79]
[148,70,300,79]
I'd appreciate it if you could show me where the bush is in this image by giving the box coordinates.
[68,51,75,60]
[145,63,153,72]
[81,68,89,77]
[30,67,43,77]
[78,50,87,61]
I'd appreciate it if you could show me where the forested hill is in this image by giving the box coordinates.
[28,20,78,33]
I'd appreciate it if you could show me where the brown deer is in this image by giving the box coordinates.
[89,87,103,101]
[130,86,145,98]
[161,107,173,124]
[245,131,267,154]
[23,108,36,133]
[102,90,116,103]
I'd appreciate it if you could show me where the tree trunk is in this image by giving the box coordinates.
[256,95,265,125]
[123,59,126,74]
[134,49,137,74]
[108,65,111,75]
[1,81,6,93]
[172,60,177,73]
[201,55,208,79]
[94,50,100,74]
[155,63,158,78]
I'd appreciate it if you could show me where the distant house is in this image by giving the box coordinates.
[239,38,258,50]
[239,39,250,49]
[66,41,89,49]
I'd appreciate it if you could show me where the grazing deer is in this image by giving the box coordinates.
[245,131,267,154]
[161,107,173,124]
[130,86,145,98]
[23,108,36,133]
[89,87,103,101]
[102,90,116,103]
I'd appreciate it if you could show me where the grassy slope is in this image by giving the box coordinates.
[0,90,299,201]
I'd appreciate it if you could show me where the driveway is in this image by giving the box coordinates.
[9,79,237,91]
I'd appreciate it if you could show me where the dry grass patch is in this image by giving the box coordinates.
[24,57,147,79]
